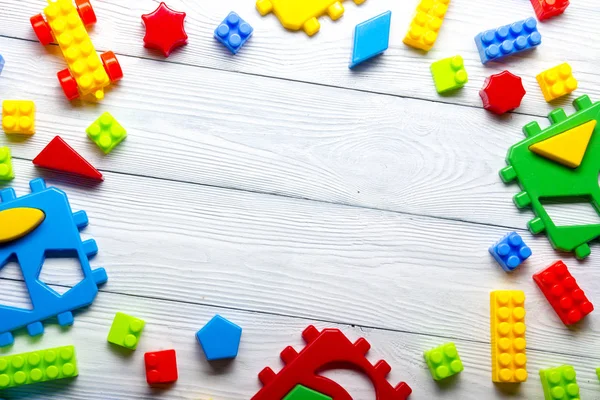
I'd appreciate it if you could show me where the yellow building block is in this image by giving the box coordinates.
[529,120,596,169]
[2,101,35,135]
[490,290,527,383]
[536,63,578,102]
[403,0,450,51]
[0,208,45,244]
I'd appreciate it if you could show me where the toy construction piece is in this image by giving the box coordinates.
[0,208,45,244]
[529,120,596,168]
[142,2,188,57]
[33,136,103,181]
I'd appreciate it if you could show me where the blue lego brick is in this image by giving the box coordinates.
[474,18,541,64]
[196,315,242,361]
[489,232,532,272]
[0,178,107,347]
[214,12,253,54]
[349,11,391,69]
[0,54,4,75]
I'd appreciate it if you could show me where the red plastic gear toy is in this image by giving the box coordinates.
[141,2,188,57]
[479,70,526,115]
[531,0,569,21]
[251,325,412,400]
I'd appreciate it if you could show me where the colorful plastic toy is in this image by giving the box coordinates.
[533,260,594,325]
[107,312,145,350]
[0,345,77,389]
[531,0,569,21]
[284,385,332,400]
[145,349,178,385]
[251,325,412,400]
[490,290,527,383]
[0,147,14,181]
[403,0,450,51]
[0,54,4,75]
[214,12,254,55]
[539,365,579,400]
[33,136,103,181]
[430,55,468,94]
[475,18,541,64]
[196,315,242,361]
[0,178,107,347]
[500,95,600,259]
[596,367,600,381]
[536,63,577,102]
[489,232,532,272]
[2,100,35,135]
[256,0,366,36]
[30,0,123,100]
[86,112,127,154]
[0,208,45,244]
[480,71,526,115]
[142,2,188,57]
[349,11,391,69]
[423,342,463,381]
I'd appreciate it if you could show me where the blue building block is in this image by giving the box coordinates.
[214,12,253,54]
[349,11,391,69]
[489,232,532,272]
[0,54,4,75]
[196,315,242,361]
[474,18,541,64]
[0,179,107,347]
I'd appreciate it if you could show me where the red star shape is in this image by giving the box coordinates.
[142,2,188,57]
[479,71,526,115]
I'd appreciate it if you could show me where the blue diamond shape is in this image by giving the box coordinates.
[196,315,242,361]
[349,11,391,69]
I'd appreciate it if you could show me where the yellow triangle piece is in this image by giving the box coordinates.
[529,120,596,168]
[0,207,45,244]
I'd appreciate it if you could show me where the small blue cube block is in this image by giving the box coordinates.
[0,54,4,75]
[349,11,391,69]
[489,232,532,272]
[214,12,253,54]
[474,18,541,64]
[196,315,242,361]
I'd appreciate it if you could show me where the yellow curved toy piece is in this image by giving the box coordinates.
[0,208,45,244]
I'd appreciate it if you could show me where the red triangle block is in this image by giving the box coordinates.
[33,136,103,181]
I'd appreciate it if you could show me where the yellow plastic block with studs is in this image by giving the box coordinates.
[403,0,450,51]
[536,63,578,102]
[2,101,35,135]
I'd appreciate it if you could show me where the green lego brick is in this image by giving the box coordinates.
[107,312,145,350]
[596,367,600,381]
[0,147,14,181]
[283,385,332,400]
[430,55,468,94]
[86,112,127,154]
[539,365,580,400]
[0,345,78,389]
[423,342,464,381]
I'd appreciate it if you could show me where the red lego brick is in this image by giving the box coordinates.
[144,349,178,385]
[531,0,569,21]
[141,2,188,57]
[479,71,526,115]
[251,325,411,400]
[33,136,103,181]
[533,260,594,325]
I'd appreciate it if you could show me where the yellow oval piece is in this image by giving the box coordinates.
[0,208,45,244]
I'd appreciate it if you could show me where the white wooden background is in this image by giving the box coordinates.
[0,0,599,398]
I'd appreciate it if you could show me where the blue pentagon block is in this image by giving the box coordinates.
[0,54,4,75]
[489,232,532,272]
[474,17,541,64]
[214,12,253,54]
[196,315,242,361]
[349,11,391,69]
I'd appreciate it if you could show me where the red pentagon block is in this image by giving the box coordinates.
[531,0,569,21]
[144,349,178,385]
[479,71,526,115]
[533,260,594,325]
[141,2,188,57]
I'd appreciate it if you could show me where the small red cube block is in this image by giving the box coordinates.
[530,0,569,21]
[144,349,178,385]
[533,261,594,325]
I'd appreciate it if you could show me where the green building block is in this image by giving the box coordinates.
[423,342,464,380]
[86,112,127,154]
[539,365,580,400]
[430,55,468,94]
[107,312,145,350]
[597,367,600,381]
[0,147,14,181]
[0,345,78,389]
[283,385,332,400]
[500,95,600,259]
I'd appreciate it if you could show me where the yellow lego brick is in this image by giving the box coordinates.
[403,0,450,51]
[490,290,527,383]
[2,101,35,135]
[43,0,109,100]
[536,63,578,102]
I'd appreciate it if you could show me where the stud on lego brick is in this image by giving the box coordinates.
[86,112,127,154]
[423,342,463,381]
[403,0,450,51]
[33,136,103,181]
[196,315,242,361]
[2,100,35,135]
[214,12,253,55]
[536,63,577,102]
[480,71,526,115]
[283,385,332,400]
[531,0,569,21]
[489,232,531,272]
[145,349,178,385]
[430,55,468,94]
[142,2,188,57]
[0,208,45,244]
[539,365,579,400]
[349,11,391,69]
[0,147,14,181]
[107,312,145,350]
[475,18,541,64]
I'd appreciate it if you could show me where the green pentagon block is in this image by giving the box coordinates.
[423,342,464,380]
[0,147,14,181]
[86,112,127,154]
[283,385,332,400]
[430,55,468,94]
[107,312,145,350]
[0,345,78,389]
[540,365,580,400]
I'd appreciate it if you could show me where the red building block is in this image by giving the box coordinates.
[479,71,526,115]
[141,2,188,57]
[531,0,569,21]
[33,136,103,181]
[144,349,178,385]
[251,325,411,400]
[533,260,594,325]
